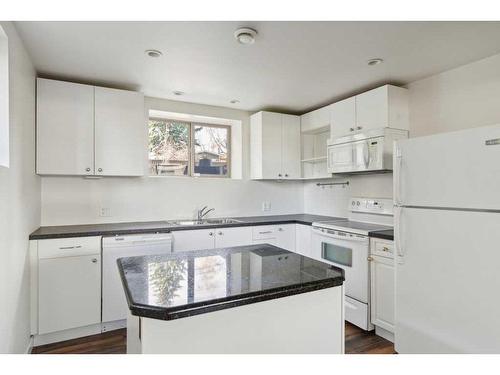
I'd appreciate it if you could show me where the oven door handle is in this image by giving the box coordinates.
[312,228,368,242]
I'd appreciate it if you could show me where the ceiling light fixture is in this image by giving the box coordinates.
[234,27,258,45]
[230,99,240,104]
[367,58,383,66]
[145,49,163,58]
[172,91,184,96]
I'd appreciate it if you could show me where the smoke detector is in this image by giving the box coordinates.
[234,28,258,45]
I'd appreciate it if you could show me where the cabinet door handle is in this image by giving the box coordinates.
[350,127,355,132]
[382,246,390,252]
[98,168,103,172]
[209,232,214,236]
[367,256,374,262]
[278,174,282,177]
[259,231,272,234]
[91,258,98,263]
[218,231,223,235]
[284,174,289,177]
[357,126,363,130]
[278,228,283,232]
[85,168,91,172]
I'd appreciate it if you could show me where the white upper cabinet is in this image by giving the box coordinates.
[36,78,145,177]
[330,97,356,139]
[300,105,331,133]
[36,79,95,176]
[355,85,409,132]
[94,87,145,176]
[281,114,301,179]
[329,85,409,139]
[250,111,301,179]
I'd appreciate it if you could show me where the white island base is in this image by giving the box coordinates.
[127,286,344,354]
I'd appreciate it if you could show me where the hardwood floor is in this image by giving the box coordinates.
[31,322,394,354]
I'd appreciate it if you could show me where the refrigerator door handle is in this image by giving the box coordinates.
[395,206,405,262]
[394,145,403,206]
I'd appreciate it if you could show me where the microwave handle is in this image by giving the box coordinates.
[363,141,370,168]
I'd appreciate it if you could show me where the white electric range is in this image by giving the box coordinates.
[311,197,393,331]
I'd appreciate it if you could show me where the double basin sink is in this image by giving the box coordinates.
[165,218,243,226]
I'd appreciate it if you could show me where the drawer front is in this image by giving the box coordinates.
[252,225,278,240]
[38,236,101,259]
[370,238,394,259]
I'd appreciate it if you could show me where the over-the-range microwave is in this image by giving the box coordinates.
[327,128,408,174]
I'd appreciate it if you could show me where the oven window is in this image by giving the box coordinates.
[322,242,353,267]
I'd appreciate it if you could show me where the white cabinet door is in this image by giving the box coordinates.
[301,105,331,133]
[38,254,101,334]
[260,111,283,179]
[370,255,395,333]
[215,227,252,248]
[330,97,356,139]
[172,229,215,252]
[94,87,145,176]
[281,114,301,179]
[36,78,95,175]
[355,86,388,132]
[276,224,296,252]
[295,224,311,256]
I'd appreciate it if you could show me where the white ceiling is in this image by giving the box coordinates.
[14,21,500,114]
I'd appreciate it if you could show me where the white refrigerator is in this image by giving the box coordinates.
[393,124,500,353]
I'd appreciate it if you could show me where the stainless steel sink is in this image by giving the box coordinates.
[165,218,243,226]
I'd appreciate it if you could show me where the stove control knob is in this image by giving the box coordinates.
[352,201,355,206]
[357,201,360,206]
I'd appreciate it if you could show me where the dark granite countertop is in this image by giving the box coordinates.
[118,244,345,321]
[29,214,344,240]
[369,229,394,241]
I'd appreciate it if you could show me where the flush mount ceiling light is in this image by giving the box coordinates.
[172,91,185,96]
[234,27,258,45]
[367,58,384,66]
[229,99,240,104]
[145,49,163,58]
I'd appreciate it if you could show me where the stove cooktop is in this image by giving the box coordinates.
[312,219,393,236]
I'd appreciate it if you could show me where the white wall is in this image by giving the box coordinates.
[407,52,500,137]
[40,98,304,225]
[0,22,40,354]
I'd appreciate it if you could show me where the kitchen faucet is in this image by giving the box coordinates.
[197,206,215,220]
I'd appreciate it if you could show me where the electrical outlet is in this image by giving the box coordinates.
[100,207,111,217]
[261,201,271,211]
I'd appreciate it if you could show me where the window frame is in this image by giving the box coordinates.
[148,117,231,178]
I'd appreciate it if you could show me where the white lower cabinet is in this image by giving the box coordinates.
[172,227,252,252]
[251,224,296,251]
[276,224,296,252]
[36,237,101,335]
[215,227,252,247]
[295,224,311,257]
[370,238,395,334]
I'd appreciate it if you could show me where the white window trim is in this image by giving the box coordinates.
[148,110,242,179]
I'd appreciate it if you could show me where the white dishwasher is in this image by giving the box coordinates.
[102,233,172,331]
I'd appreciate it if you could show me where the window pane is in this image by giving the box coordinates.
[193,124,229,177]
[148,120,189,176]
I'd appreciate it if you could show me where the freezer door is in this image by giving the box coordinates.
[395,207,500,353]
[394,124,500,209]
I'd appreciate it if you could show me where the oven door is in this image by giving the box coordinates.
[311,227,369,304]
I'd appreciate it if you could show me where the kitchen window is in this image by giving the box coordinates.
[148,118,231,178]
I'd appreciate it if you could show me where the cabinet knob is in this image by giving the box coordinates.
[278,174,282,177]
[85,167,91,172]
[284,174,289,177]
[278,227,283,232]
[98,168,103,172]
[367,256,374,262]
[218,231,223,235]
[350,128,355,132]
[382,246,390,252]
[357,126,363,130]
[209,232,214,236]
[91,258,98,263]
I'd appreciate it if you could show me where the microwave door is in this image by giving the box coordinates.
[328,143,354,173]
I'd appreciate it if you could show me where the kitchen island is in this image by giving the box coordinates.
[118,244,345,354]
